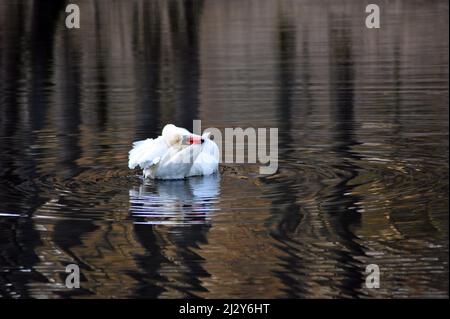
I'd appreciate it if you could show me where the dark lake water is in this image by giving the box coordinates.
[0,0,448,298]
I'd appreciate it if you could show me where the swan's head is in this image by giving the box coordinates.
[162,124,205,147]
[162,124,182,146]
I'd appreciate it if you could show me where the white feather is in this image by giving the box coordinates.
[128,136,168,170]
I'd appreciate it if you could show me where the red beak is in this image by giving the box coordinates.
[189,135,203,145]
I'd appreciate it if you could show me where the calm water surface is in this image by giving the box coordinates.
[0,0,448,298]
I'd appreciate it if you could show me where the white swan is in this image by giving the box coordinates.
[128,124,220,179]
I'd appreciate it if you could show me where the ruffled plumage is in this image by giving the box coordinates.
[128,124,219,179]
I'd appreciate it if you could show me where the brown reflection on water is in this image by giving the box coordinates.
[0,0,448,298]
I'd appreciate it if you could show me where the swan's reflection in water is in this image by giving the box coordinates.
[129,175,220,225]
[128,175,220,298]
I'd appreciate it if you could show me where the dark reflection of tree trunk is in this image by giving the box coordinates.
[29,0,66,132]
[127,223,168,298]
[133,1,162,139]
[46,1,93,298]
[166,223,211,298]
[56,34,82,178]
[322,21,364,298]
[0,0,65,298]
[52,220,98,298]
[132,0,203,137]
[171,0,203,132]
[94,1,109,134]
[265,12,307,298]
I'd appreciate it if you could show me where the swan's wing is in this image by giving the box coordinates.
[153,145,202,179]
[128,136,168,169]
[189,137,220,176]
